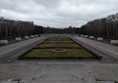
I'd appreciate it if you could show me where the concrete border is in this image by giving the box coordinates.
[111,40,118,44]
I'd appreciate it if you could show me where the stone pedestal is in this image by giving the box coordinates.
[85,35,88,37]
[35,35,38,37]
[111,40,118,44]
[25,36,29,39]
[15,37,22,41]
[97,37,103,41]
[89,36,94,39]
[30,35,34,38]
[81,35,84,37]
[0,40,8,44]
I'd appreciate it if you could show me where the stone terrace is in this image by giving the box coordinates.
[0,61,118,82]
[0,35,118,82]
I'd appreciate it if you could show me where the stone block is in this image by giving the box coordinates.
[97,37,103,41]
[15,37,22,41]
[0,40,8,44]
[25,36,29,39]
[89,36,94,39]
[35,35,38,37]
[111,40,118,44]
[30,35,34,38]
[81,35,84,37]
[85,35,88,37]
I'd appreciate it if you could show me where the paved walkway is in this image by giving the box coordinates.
[0,36,46,60]
[74,36,118,60]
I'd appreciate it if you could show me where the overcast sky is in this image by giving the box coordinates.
[0,0,118,28]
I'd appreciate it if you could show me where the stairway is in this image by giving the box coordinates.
[0,74,115,83]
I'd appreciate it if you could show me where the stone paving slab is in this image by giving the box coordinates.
[32,80,84,83]
[96,81,115,83]
[84,77,96,83]
[19,80,32,83]
[1,81,18,83]
[0,81,11,83]
[18,74,84,83]
[36,74,78,80]
[1,80,115,83]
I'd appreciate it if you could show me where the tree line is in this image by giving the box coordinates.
[77,13,118,40]
[0,17,35,40]
[1,13,118,40]
[0,16,76,41]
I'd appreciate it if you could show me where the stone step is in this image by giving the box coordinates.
[19,80,32,83]
[1,80,115,83]
[84,77,96,83]
[96,81,115,83]
[36,74,83,80]
[19,74,85,83]
[31,80,84,83]
[1,81,19,83]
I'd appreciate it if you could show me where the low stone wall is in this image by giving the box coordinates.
[85,35,88,37]
[30,35,34,38]
[35,35,38,37]
[89,36,94,39]
[15,37,22,41]
[97,37,103,41]
[111,40,118,44]
[81,35,84,37]
[0,40,8,44]
[24,36,30,39]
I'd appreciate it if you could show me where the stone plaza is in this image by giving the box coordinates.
[0,34,118,83]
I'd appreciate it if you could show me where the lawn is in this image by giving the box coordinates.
[19,36,99,60]
[42,41,75,44]
[46,37,72,41]
[36,43,81,48]
[23,49,95,59]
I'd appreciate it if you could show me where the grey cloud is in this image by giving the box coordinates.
[0,0,118,28]
[33,0,61,8]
